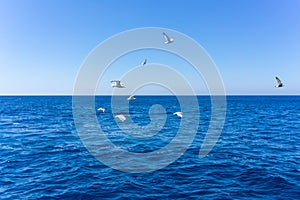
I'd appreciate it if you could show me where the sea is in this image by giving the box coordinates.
[0,96,299,199]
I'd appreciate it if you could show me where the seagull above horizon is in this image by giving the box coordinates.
[173,112,183,118]
[115,114,126,122]
[163,32,174,44]
[141,59,147,66]
[275,77,284,88]
[97,107,105,112]
[111,80,125,88]
[127,95,136,101]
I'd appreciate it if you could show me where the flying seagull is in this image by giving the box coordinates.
[173,112,183,118]
[127,95,136,101]
[111,80,125,88]
[163,32,174,44]
[97,107,105,112]
[115,114,126,122]
[141,59,147,66]
[275,77,283,88]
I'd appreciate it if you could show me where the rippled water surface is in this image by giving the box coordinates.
[0,96,299,199]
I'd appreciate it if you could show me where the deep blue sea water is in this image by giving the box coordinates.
[0,96,299,199]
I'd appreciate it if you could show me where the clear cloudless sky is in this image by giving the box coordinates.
[1,0,300,95]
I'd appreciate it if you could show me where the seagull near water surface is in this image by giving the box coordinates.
[97,107,105,112]
[275,77,284,88]
[163,32,174,44]
[173,112,183,118]
[115,114,126,122]
[127,95,136,101]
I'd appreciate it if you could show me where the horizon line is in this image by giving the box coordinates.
[0,94,299,97]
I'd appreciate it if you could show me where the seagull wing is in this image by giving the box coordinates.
[115,114,126,122]
[173,112,183,118]
[111,80,120,87]
[163,32,170,42]
[97,107,104,112]
[110,81,116,87]
[178,112,183,118]
[275,77,282,85]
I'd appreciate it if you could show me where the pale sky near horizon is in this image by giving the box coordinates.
[1,0,300,95]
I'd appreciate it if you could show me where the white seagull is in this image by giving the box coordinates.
[141,59,147,66]
[275,77,284,88]
[111,80,125,88]
[115,114,126,122]
[127,95,136,101]
[163,32,174,44]
[173,112,183,118]
[97,107,105,112]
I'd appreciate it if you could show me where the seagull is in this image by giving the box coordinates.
[111,80,125,88]
[115,114,126,122]
[127,95,136,101]
[97,107,105,112]
[275,77,284,88]
[141,59,147,66]
[173,112,183,118]
[163,32,174,44]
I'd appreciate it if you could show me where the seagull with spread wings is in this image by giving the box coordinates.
[163,32,174,44]
[173,112,183,118]
[275,77,284,88]
[111,80,125,88]
[115,114,126,122]
[97,107,105,112]
[127,95,136,101]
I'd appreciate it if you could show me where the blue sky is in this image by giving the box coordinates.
[1,0,299,95]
